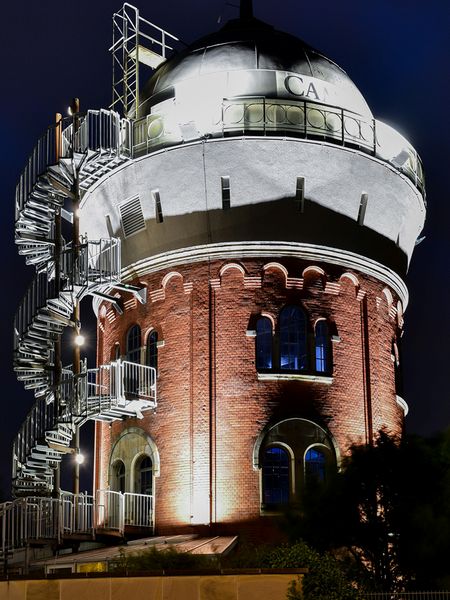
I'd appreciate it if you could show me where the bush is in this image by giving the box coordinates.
[111,545,215,573]
[266,541,362,600]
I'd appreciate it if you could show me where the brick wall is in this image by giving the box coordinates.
[95,257,404,535]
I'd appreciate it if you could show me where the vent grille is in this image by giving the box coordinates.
[119,196,146,238]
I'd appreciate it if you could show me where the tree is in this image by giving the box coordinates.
[282,429,450,591]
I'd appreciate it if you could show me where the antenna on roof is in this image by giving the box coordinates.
[240,0,254,20]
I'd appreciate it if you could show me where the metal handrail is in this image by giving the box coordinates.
[132,95,425,196]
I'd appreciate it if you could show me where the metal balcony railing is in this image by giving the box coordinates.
[14,238,120,372]
[12,359,156,495]
[61,237,122,289]
[132,96,425,196]
[86,360,157,409]
[95,490,154,534]
[61,492,94,535]
[0,491,152,554]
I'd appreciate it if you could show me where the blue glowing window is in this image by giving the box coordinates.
[280,306,307,371]
[305,448,326,482]
[256,317,273,369]
[262,446,290,505]
[315,320,329,373]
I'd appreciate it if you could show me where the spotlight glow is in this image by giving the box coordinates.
[74,334,85,347]
[75,453,85,465]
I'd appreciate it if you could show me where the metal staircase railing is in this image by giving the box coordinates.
[12,360,156,495]
[11,108,153,501]
[0,490,154,555]
[15,109,131,269]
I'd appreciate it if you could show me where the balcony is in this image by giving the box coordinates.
[12,361,156,495]
[0,490,154,555]
[132,96,425,197]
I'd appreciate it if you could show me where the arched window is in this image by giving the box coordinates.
[262,446,290,506]
[146,331,158,371]
[113,460,126,493]
[315,320,330,373]
[136,456,153,495]
[279,306,307,371]
[256,317,272,369]
[126,325,141,364]
[305,448,326,483]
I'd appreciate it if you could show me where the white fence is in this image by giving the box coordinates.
[95,490,154,533]
[0,491,153,554]
[86,359,157,410]
[366,594,450,600]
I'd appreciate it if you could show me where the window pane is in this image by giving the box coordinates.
[315,320,329,373]
[138,456,153,495]
[115,461,125,493]
[262,447,290,505]
[280,306,307,370]
[305,448,326,482]
[126,325,141,364]
[256,317,272,369]
[146,331,158,371]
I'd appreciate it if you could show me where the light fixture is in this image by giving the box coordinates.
[75,453,85,465]
[68,106,73,116]
[74,334,85,347]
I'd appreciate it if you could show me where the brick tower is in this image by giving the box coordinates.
[83,3,425,535]
[6,2,425,548]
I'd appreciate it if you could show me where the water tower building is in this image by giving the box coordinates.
[2,0,425,553]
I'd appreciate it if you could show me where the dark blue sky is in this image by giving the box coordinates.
[0,0,449,495]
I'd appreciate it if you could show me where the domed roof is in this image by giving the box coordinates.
[139,16,372,118]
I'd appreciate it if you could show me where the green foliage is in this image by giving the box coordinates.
[280,429,450,592]
[265,541,362,600]
[286,577,302,600]
[110,545,215,573]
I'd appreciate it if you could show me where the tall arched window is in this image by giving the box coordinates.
[256,317,273,369]
[136,456,153,495]
[262,446,290,506]
[146,331,158,371]
[126,325,141,364]
[315,320,330,373]
[305,448,326,483]
[113,460,126,493]
[279,306,307,371]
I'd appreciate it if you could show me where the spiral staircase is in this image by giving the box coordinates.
[0,109,157,559]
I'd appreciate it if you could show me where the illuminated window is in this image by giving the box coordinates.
[262,446,290,506]
[305,448,326,483]
[315,320,330,373]
[280,305,307,371]
[146,331,158,372]
[136,456,153,495]
[256,317,273,369]
[126,325,141,364]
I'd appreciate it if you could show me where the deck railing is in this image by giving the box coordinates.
[0,491,153,554]
[132,96,425,196]
[86,359,157,408]
[95,490,154,534]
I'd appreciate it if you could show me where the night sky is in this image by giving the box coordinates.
[0,0,449,496]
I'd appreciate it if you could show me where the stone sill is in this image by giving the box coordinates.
[257,372,333,384]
